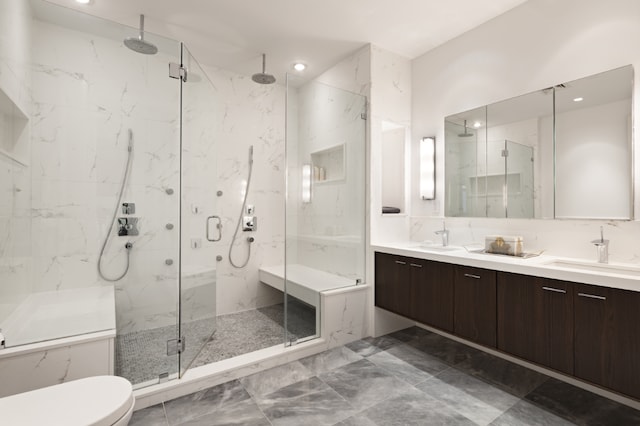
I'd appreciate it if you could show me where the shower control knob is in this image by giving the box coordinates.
[165,259,174,266]
[166,223,174,230]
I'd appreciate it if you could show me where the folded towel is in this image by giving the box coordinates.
[382,206,401,214]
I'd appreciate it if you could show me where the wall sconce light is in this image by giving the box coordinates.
[420,137,436,200]
[302,164,312,203]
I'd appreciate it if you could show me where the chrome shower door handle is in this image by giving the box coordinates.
[206,215,222,242]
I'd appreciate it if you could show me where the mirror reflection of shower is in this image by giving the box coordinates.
[97,129,135,282]
[229,145,256,268]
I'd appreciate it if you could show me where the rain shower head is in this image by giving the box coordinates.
[458,120,474,137]
[252,54,276,85]
[124,15,158,55]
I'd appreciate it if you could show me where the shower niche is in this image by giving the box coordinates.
[310,143,345,183]
[0,88,29,165]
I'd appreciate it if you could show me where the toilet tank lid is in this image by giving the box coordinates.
[0,375,134,426]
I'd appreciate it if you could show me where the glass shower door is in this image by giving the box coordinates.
[179,44,218,374]
[285,78,367,344]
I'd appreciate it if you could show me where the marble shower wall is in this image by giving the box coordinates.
[28,16,286,334]
[0,0,32,324]
[200,64,285,316]
[30,19,182,334]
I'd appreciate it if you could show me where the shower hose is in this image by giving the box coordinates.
[228,145,255,268]
[97,129,134,281]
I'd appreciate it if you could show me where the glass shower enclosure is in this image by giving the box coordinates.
[0,0,217,389]
[285,76,367,343]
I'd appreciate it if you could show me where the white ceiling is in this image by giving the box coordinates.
[43,0,528,83]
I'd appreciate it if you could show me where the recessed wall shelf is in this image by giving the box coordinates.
[310,143,345,184]
[0,87,29,167]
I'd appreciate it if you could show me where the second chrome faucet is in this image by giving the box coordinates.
[435,221,449,247]
[591,226,609,263]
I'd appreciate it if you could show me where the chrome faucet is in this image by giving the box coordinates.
[435,221,449,247]
[591,226,609,264]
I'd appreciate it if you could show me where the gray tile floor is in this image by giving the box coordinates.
[117,301,316,385]
[130,327,640,426]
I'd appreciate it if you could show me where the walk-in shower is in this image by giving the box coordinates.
[0,0,365,398]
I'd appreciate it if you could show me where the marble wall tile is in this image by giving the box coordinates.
[0,336,113,397]
[321,286,368,349]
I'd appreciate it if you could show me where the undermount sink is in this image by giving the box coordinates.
[412,244,464,253]
[544,260,640,277]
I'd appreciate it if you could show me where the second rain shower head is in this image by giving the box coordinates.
[124,14,158,55]
[252,54,276,85]
[458,120,474,137]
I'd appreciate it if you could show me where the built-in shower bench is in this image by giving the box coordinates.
[258,264,355,307]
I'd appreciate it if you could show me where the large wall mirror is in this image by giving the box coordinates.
[444,65,633,220]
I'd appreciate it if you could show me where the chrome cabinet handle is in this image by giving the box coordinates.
[394,260,407,265]
[206,215,222,242]
[542,286,566,294]
[578,292,606,300]
[464,273,481,279]
[410,263,423,268]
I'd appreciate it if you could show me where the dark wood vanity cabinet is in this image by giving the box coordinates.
[375,251,640,401]
[497,272,574,375]
[413,258,454,332]
[374,252,412,316]
[453,266,496,348]
[374,252,453,332]
[574,284,640,400]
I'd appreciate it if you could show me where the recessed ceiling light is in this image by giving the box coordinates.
[473,121,482,128]
[293,62,306,72]
[573,97,584,102]
[75,0,92,4]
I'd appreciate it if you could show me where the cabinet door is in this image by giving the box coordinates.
[574,284,640,400]
[413,260,454,332]
[454,266,497,347]
[374,252,412,317]
[497,272,574,374]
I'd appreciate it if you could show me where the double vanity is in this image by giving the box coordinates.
[373,243,640,401]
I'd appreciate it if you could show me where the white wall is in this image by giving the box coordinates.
[410,0,640,262]
[370,47,412,245]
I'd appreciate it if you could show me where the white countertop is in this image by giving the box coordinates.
[372,242,640,293]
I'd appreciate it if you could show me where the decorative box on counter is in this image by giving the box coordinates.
[485,235,523,256]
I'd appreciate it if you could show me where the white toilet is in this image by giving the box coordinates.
[0,375,135,426]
